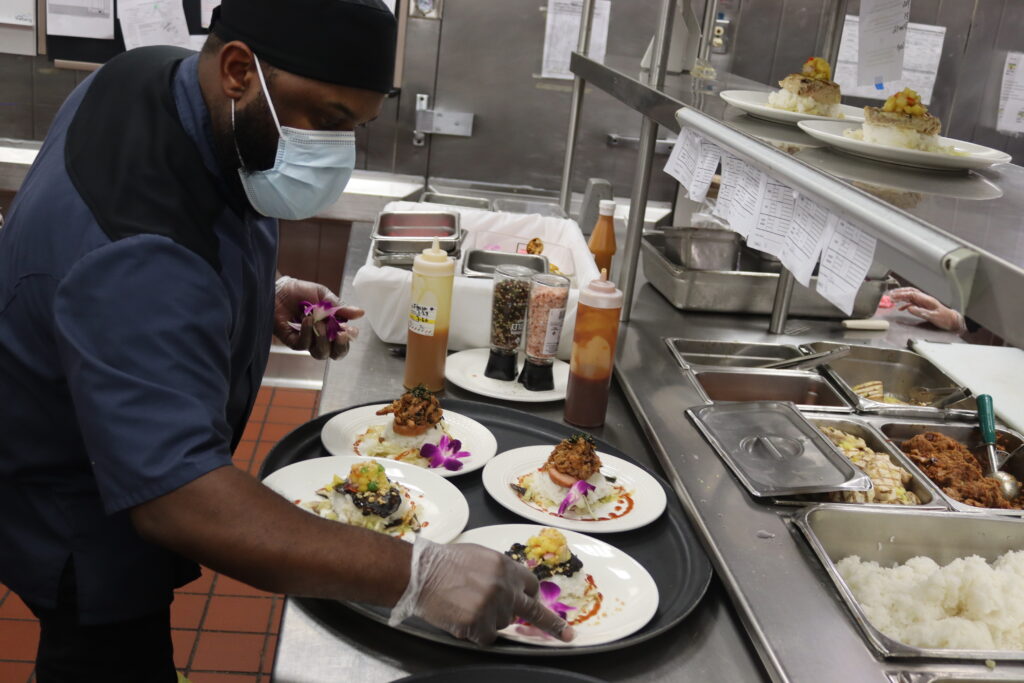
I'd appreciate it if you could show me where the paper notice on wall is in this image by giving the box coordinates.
[724,161,763,238]
[745,179,795,258]
[713,153,744,222]
[835,15,945,104]
[816,220,877,316]
[541,0,611,80]
[0,0,34,26]
[119,0,190,50]
[200,0,218,27]
[780,195,833,287]
[46,0,114,39]
[663,129,721,203]
[997,52,1024,135]
[856,0,910,88]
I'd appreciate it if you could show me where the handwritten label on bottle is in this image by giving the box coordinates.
[408,303,437,337]
[542,307,567,356]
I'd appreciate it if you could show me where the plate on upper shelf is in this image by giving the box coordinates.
[320,404,498,477]
[720,90,865,126]
[482,446,667,533]
[261,455,470,544]
[445,348,569,403]
[797,120,1013,171]
[455,524,659,648]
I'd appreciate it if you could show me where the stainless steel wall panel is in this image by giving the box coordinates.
[422,0,676,198]
[391,16,441,178]
[767,0,822,85]
[731,0,785,85]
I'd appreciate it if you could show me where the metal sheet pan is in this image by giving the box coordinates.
[794,505,1024,660]
[803,342,977,420]
[259,399,713,656]
[879,421,1024,516]
[774,414,948,510]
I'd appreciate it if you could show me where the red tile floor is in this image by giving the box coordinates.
[0,386,319,683]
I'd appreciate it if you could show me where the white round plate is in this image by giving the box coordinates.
[797,120,1013,171]
[455,524,659,648]
[794,146,1004,201]
[482,446,667,533]
[262,455,470,544]
[720,89,865,125]
[320,404,498,477]
[445,348,569,403]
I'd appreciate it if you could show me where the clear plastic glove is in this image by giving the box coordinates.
[889,287,967,334]
[274,276,364,360]
[389,536,575,646]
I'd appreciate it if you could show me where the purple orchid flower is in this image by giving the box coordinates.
[557,479,596,516]
[419,435,471,471]
[287,299,350,342]
[515,581,576,626]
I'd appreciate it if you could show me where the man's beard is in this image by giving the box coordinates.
[214,90,279,177]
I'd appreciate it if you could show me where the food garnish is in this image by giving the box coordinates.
[287,299,350,342]
[558,480,596,516]
[419,434,471,471]
[882,87,927,116]
[537,581,576,621]
[802,56,832,81]
[376,385,443,437]
[302,461,421,537]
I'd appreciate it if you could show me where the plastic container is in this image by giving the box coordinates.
[484,265,534,381]
[518,273,570,391]
[564,272,623,427]
[404,238,455,392]
[588,200,617,276]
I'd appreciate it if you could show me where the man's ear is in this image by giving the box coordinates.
[219,41,256,101]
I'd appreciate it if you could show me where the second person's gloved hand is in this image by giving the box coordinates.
[889,287,967,334]
[389,536,576,646]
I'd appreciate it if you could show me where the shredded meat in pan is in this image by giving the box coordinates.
[900,432,1023,510]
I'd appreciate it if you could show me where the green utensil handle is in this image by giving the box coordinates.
[978,394,997,446]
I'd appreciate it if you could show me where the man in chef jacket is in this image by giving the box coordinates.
[0,1,571,679]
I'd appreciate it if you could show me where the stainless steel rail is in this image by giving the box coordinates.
[674,107,981,313]
[620,0,677,321]
[557,0,597,213]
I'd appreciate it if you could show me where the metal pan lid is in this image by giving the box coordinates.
[687,401,873,497]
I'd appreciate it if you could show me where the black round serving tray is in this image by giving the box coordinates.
[393,664,608,683]
[260,398,712,656]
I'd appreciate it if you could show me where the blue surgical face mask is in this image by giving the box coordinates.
[233,59,356,220]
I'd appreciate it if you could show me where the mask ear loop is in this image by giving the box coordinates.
[253,57,282,136]
[232,56,281,171]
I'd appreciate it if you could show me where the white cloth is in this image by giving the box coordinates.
[353,202,601,360]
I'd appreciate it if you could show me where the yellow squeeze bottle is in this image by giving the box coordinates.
[403,238,455,392]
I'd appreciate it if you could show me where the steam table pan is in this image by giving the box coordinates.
[259,399,713,656]
[794,505,1024,661]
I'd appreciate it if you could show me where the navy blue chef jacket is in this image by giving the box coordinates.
[0,46,278,623]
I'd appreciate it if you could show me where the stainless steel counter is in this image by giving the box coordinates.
[271,222,769,682]
[614,285,1024,683]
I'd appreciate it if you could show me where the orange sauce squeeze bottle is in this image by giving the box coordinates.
[564,270,623,428]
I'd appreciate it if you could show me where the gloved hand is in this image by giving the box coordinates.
[889,287,967,334]
[389,537,575,646]
[273,276,364,360]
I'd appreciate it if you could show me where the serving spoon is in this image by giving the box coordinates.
[978,394,1020,501]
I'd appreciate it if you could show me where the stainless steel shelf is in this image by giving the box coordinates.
[571,52,1024,348]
